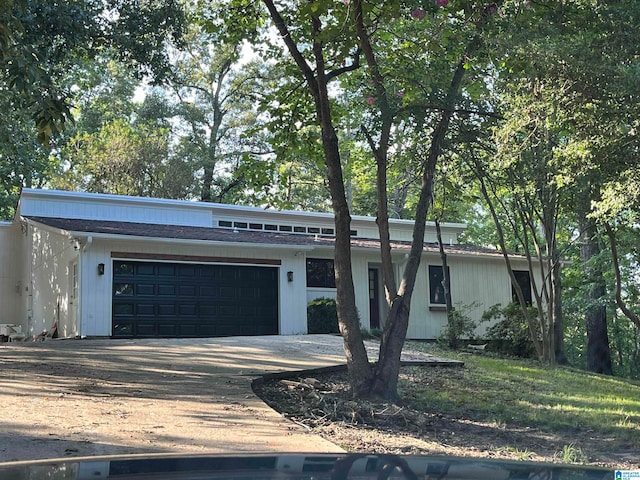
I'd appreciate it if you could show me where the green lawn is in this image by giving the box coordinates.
[402,343,640,454]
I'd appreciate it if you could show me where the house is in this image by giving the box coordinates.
[0,188,534,340]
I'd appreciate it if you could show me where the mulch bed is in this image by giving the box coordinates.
[253,366,640,469]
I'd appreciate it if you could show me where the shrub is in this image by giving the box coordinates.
[482,302,538,358]
[438,306,477,350]
[361,327,382,340]
[307,297,339,334]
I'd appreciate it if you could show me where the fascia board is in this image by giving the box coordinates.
[58,231,317,251]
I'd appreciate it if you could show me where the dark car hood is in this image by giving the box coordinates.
[0,453,615,480]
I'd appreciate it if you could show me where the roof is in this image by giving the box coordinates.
[26,216,511,259]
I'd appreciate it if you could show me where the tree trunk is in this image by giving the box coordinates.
[436,219,455,347]
[261,0,373,395]
[551,247,567,364]
[578,210,613,375]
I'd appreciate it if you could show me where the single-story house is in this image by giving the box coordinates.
[0,188,534,340]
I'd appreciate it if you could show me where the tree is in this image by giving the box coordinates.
[166,13,271,203]
[0,0,185,143]
[244,0,504,399]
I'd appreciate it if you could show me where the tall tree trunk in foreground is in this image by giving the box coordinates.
[352,0,492,400]
[262,0,373,395]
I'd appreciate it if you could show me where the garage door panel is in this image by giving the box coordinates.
[113,322,134,336]
[157,303,176,316]
[179,285,197,296]
[199,285,215,297]
[112,260,278,338]
[219,286,236,298]
[114,283,134,296]
[137,303,155,315]
[200,303,216,316]
[137,284,155,296]
[136,322,157,336]
[157,264,176,276]
[178,303,197,316]
[113,302,134,315]
[158,323,177,336]
[158,285,175,296]
[136,264,155,275]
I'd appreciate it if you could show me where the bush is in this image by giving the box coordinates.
[482,302,538,358]
[361,327,382,340]
[438,306,477,350]
[307,297,339,334]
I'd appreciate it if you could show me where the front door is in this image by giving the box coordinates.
[368,268,380,329]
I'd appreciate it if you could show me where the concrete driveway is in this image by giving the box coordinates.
[0,335,446,463]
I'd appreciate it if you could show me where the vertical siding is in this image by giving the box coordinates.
[20,196,212,227]
[28,224,79,338]
[406,254,522,340]
[0,223,22,325]
[80,242,113,336]
[351,253,369,329]
[279,252,307,334]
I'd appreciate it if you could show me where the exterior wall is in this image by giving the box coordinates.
[18,189,466,244]
[406,254,535,340]
[27,222,79,338]
[19,190,213,227]
[10,189,541,341]
[302,249,531,340]
[77,236,311,337]
[0,222,22,325]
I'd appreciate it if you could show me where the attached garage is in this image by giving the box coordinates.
[112,260,279,338]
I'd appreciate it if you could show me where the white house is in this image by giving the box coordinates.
[0,188,533,340]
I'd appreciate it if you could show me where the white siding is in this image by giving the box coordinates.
[27,223,79,338]
[78,237,309,337]
[19,192,212,227]
[405,254,534,340]
[0,223,22,325]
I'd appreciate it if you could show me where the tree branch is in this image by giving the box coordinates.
[604,222,640,329]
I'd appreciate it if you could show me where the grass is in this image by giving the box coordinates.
[401,342,640,453]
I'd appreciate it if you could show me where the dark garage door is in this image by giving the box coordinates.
[112,260,279,338]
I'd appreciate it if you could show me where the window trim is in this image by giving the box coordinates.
[512,270,532,306]
[428,265,450,306]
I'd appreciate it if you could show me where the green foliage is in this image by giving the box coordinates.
[361,327,382,340]
[554,444,588,465]
[482,303,538,358]
[0,0,185,143]
[403,342,640,455]
[0,94,56,219]
[438,305,477,350]
[307,298,339,334]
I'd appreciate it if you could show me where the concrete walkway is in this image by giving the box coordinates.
[0,335,456,463]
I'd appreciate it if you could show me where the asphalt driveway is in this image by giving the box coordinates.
[0,335,447,463]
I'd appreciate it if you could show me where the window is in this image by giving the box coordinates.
[512,270,532,306]
[306,258,336,288]
[218,220,232,228]
[429,265,450,305]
